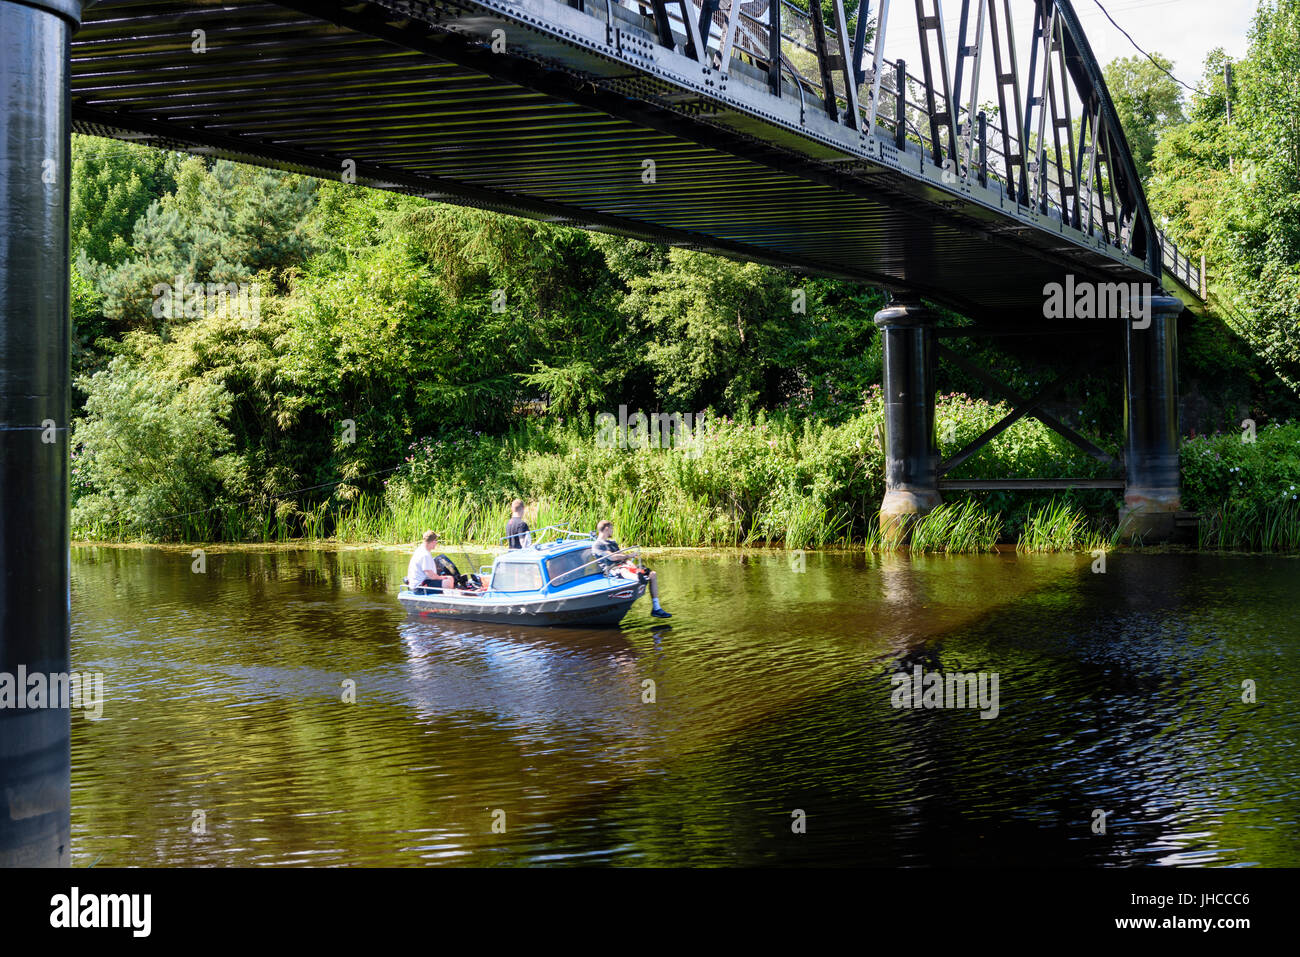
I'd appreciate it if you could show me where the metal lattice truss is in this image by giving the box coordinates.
[72,0,1205,319]
[624,0,1196,284]
[624,0,1198,286]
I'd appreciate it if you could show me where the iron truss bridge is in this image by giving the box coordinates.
[72,0,1205,320]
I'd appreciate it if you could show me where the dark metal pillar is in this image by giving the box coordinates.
[1,0,88,867]
[875,300,941,530]
[1119,292,1184,542]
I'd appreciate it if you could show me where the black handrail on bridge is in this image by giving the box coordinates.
[601,0,1197,294]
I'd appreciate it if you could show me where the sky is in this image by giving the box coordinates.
[1067,0,1259,89]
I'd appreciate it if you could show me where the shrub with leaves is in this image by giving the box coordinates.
[72,356,245,540]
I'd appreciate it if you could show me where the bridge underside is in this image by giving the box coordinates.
[71,0,1185,322]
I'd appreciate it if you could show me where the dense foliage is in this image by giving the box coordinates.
[1147,0,1300,395]
[65,3,1299,548]
[1181,421,1300,512]
[1103,54,1186,182]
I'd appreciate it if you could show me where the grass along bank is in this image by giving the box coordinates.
[71,397,1300,553]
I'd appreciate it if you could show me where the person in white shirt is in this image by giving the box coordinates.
[406,530,442,591]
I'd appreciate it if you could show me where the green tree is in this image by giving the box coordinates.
[70,135,178,267]
[72,353,244,540]
[1144,3,1300,400]
[93,158,318,329]
[619,248,801,412]
[1103,53,1186,182]
[1212,2,1300,392]
[1146,51,1232,257]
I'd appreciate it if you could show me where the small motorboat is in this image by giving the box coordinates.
[399,527,647,627]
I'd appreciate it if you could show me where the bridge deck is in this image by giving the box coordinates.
[72,0,1203,320]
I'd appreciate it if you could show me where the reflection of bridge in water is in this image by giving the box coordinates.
[3,0,1206,864]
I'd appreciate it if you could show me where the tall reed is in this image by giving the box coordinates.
[1198,500,1300,551]
[1017,500,1110,553]
[900,500,1003,553]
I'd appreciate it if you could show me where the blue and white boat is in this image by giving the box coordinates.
[399,527,647,627]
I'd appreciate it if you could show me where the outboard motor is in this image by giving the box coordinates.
[434,553,482,591]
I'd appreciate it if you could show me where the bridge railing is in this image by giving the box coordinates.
[640,0,839,98]
[627,4,1067,200]
[1161,236,1202,295]
[601,0,1200,296]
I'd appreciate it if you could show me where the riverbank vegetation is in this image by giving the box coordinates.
[66,3,1300,553]
[1183,420,1300,550]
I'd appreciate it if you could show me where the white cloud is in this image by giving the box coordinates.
[1075,0,1258,89]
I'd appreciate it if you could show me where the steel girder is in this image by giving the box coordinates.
[68,0,1204,319]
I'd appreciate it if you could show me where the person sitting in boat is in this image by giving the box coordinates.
[591,519,671,618]
[406,530,444,592]
[505,498,532,549]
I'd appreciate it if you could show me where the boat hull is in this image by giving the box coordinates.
[398,580,646,627]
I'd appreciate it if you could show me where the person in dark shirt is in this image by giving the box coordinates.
[505,498,532,549]
[592,519,671,618]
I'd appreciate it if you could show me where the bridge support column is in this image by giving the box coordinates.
[1119,293,1184,542]
[0,0,87,866]
[875,300,941,531]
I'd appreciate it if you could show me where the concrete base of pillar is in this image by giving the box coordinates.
[1118,488,1182,543]
[880,487,942,534]
[1118,506,1176,543]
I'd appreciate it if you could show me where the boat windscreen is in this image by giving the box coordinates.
[491,561,544,592]
[546,548,599,587]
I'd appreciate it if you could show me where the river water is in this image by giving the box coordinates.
[68,545,1299,866]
